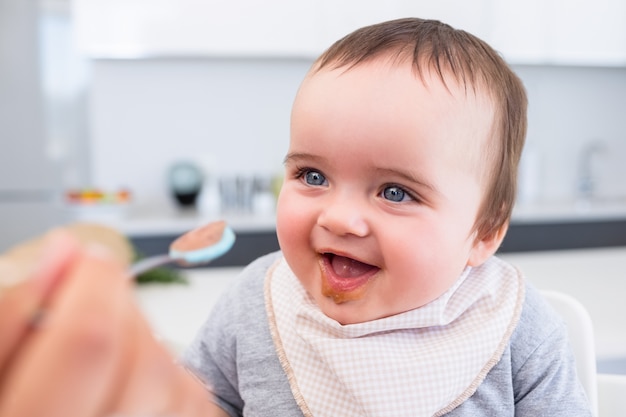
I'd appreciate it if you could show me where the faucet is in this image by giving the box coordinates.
[577,140,606,203]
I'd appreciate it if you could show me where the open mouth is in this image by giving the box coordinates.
[320,253,380,299]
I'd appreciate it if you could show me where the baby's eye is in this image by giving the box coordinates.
[303,170,327,186]
[382,185,412,202]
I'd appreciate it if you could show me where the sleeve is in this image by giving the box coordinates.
[512,295,593,416]
[179,251,284,417]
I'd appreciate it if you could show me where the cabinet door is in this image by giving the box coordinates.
[489,0,552,62]
[72,0,320,57]
[72,0,494,58]
[73,0,626,64]
[550,0,626,65]
[490,0,626,65]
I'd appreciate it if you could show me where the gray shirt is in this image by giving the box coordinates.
[182,251,592,416]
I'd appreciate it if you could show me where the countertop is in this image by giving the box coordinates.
[134,267,241,353]
[76,207,278,236]
[74,199,626,237]
[500,247,626,362]
[512,199,626,223]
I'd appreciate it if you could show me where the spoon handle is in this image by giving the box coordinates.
[128,254,174,278]
[127,221,236,278]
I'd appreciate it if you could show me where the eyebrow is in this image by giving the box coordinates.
[374,167,440,195]
[283,152,324,165]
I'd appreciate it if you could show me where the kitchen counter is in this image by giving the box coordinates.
[135,247,626,373]
[78,198,626,236]
[134,267,241,353]
[76,206,277,236]
[512,199,626,223]
[72,200,626,261]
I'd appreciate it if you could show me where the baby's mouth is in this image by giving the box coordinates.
[320,253,380,302]
[326,253,378,278]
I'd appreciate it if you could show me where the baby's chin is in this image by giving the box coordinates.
[312,291,390,325]
[320,301,395,325]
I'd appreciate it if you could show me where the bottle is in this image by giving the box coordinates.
[197,155,221,216]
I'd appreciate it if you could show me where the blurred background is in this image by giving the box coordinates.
[1,0,625,373]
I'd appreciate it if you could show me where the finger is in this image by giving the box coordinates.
[177,369,229,417]
[0,246,130,417]
[0,231,80,370]
[115,302,196,416]
[110,303,184,415]
[109,305,220,417]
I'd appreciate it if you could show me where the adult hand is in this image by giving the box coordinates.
[0,230,77,378]
[0,232,227,417]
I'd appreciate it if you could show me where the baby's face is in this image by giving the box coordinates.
[276,59,496,324]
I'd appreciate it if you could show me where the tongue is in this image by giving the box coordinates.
[331,255,375,278]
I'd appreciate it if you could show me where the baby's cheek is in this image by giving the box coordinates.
[275,195,318,285]
[275,195,303,249]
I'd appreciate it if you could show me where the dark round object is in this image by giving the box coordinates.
[168,161,203,207]
[173,190,199,206]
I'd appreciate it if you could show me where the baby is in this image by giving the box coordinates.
[182,18,592,416]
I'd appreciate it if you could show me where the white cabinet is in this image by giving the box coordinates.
[490,0,626,65]
[489,0,553,63]
[549,0,626,65]
[72,0,321,57]
[72,0,626,65]
[72,0,493,58]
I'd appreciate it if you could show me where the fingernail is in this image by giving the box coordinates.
[84,242,115,260]
[84,243,127,279]
[31,230,77,295]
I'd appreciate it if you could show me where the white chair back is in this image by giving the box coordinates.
[541,290,598,416]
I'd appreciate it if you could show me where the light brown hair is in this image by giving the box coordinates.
[312,17,527,242]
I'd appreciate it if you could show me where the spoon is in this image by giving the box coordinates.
[128,220,236,277]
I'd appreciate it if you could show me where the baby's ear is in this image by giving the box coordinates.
[467,223,509,267]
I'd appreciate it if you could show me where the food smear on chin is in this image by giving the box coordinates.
[170,220,226,251]
[320,255,377,304]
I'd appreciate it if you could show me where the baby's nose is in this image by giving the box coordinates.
[316,198,369,237]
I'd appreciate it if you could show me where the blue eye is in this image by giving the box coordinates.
[304,170,326,186]
[382,186,410,202]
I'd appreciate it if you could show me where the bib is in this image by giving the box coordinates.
[265,256,524,416]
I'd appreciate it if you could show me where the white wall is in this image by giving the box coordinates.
[514,65,626,204]
[88,58,626,208]
[89,58,311,207]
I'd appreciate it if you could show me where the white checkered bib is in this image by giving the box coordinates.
[265,256,524,417]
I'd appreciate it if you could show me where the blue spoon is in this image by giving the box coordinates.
[128,220,236,277]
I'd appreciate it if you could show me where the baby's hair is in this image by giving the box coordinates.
[313,18,527,242]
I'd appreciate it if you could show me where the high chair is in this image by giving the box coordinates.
[541,290,626,417]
